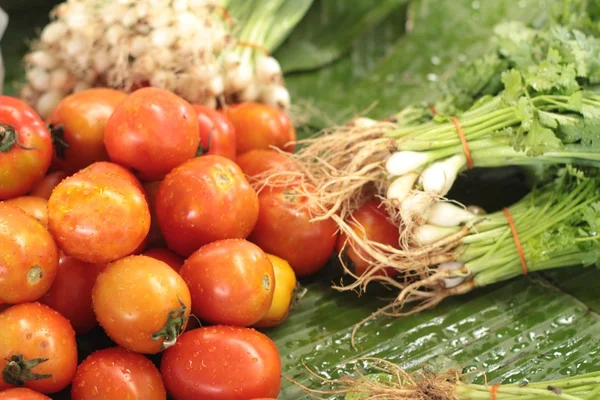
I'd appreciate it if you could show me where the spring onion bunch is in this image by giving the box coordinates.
[19,0,312,118]
[305,358,600,400]
[352,167,600,318]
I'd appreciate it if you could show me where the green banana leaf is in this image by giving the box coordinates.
[2,1,600,400]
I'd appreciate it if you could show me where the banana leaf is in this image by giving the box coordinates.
[2,1,600,400]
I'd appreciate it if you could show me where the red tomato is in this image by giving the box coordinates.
[236,149,297,179]
[40,252,106,334]
[156,155,259,257]
[142,248,183,274]
[4,196,48,228]
[71,347,166,400]
[223,103,292,155]
[336,200,400,277]
[180,239,274,326]
[28,171,68,199]
[142,180,165,249]
[0,388,51,399]
[48,88,127,174]
[47,167,150,264]
[249,184,339,277]
[0,96,53,199]
[0,203,58,304]
[160,326,281,400]
[192,104,236,161]
[0,303,77,393]
[79,161,144,193]
[104,87,200,181]
[92,255,192,354]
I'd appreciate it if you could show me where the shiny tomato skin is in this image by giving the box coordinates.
[48,88,127,174]
[0,203,58,304]
[4,196,48,228]
[223,103,291,155]
[47,167,150,264]
[192,105,236,161]
[254,254,297,328]
[236,149,297,179]
[79,161,144,193]
[104,87,200,181]
[40,252,106,334]
[71,347,166,400]
[336,200,400,277]
[249,185,339,277]
[160,326,281,400]
[0,96,53,200]
[142,248,183,274]
[156,155,259,257]
[180,239,274,326]
[28,171,68,199]
[92,255,191,354]
[0,303,77,393]
[0,388,51,399]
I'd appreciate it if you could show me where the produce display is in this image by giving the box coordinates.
[1,0,600,399]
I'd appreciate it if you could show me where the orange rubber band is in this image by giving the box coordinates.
[428,105,439,115]
[503,208,528,275]
[237,41,270,56]
[451,116,474,169]
[490,384,501,400]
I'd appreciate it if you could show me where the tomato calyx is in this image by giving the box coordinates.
[195,130,213,157]
[151,297,192,350]
[2,354,52,386]
[48,124,70,160]
[0,124,37,152]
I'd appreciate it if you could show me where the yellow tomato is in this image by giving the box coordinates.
[254,254,298,328]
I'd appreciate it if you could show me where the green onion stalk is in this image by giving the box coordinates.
[305,358,600,400]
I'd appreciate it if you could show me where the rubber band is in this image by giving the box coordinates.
[428,105,438,115]
[237,41,270,56]
[502,208,528,276]
[451,116,474,169]
[490,384,501,400]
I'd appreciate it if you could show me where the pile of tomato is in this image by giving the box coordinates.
[0,87,402,400]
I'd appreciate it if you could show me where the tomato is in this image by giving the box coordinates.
[141,180,165,249]
[254,254,297,328]
[192,104,236,161]
[0,388,51,399]
[28,171,68,199]
[71,347,166,400]
[0,96,53,200]
[156,155,259,257]
[160,326,281,400]
[336,200,400,277]
[277,109,296,152]
[104,87,200,181]
[48,88,127,174]
[223,103,292,155]
[47,166,150,264]
[0,303,77,393]
[249,184,339,277]
[236,149,297,179]
[79,161,144,193]
[181,239,274,326]
[0,203,58,304]
[142,248,183,274]
[40,252,106,334]
[4,196,48,228]
[92,255,192,354]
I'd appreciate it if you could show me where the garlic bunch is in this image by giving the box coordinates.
[20,0,290,118]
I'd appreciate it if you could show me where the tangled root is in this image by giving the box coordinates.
[291,357,459,400]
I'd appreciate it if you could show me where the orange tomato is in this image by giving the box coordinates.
[28,171,68,199]
[0,203,58,304]
[0,388,51,399]
[142,248,183,274]
[92,255,192,354]
[4,196,48,228]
